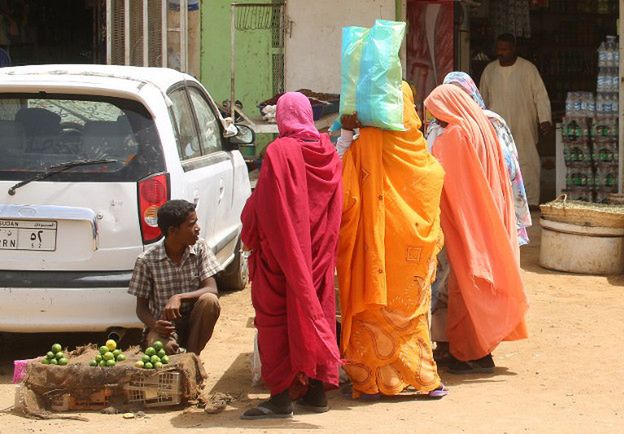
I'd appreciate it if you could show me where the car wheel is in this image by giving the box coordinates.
[217,238,248,291]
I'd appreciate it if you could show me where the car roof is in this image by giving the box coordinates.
[0,64,194,93]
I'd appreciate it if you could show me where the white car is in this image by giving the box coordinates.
[0,65,252,333]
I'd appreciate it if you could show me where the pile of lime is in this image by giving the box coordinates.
[134,340,169,369]
[89,339,127,368]
[41,343,68,366]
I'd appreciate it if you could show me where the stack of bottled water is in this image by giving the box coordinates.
[594,35,619,203]
[562,112,593,201]
[565,92,595,118]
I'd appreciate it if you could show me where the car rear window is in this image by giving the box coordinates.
[0,94,165,182]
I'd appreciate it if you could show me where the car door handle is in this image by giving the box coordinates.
[192,190,200,206]
[218,179,225,201]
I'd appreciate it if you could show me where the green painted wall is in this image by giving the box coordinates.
[200,0,276,158]
[200,0,274,118]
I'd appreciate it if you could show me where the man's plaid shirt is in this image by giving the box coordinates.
[128,238,222,320]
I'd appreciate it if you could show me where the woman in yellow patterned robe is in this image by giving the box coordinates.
[337,82,447,398]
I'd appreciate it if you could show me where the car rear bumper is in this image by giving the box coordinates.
[0,270,133,288]
[0,286,142,332]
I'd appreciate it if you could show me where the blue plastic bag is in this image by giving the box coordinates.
[338,20,406,131]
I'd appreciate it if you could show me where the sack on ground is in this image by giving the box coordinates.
[251,331,262,387]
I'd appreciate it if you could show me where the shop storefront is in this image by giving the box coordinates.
[0,0,104,66]
[403,0,621,203]
[0,0,199,76]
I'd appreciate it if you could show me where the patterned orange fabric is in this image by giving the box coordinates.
[337,83,445,396]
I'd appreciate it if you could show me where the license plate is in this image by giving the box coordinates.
[0,219,57,251]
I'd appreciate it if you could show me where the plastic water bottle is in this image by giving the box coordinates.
[573,92,582,115]
[598,41,608,68]
[587,92,596,116]
[565,92,574,116]
[597,71,606,92]
[606,36,617,67]
[579,92,588,116]
[604,94,613,116]
[596,94,606,116]
[603,69,611,92]
[610,68,619,93]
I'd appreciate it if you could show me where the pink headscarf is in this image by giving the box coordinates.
[276,92,320,142]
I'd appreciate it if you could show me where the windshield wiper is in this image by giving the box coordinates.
[8,158,118,196]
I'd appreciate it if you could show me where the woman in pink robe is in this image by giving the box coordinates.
[240,92,342,419]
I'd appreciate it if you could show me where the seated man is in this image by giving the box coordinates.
[128,199,222,355]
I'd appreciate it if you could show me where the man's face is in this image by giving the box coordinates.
[496,41,516,63]
[170,211,200,246]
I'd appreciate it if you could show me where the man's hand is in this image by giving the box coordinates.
[163,294,182,320]
[341,113,361,131]
[152,319,176,337]
[540,121,553,136]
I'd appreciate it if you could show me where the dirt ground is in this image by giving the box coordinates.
[1,219,623,433]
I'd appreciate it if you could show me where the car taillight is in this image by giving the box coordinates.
[137,173,170,244]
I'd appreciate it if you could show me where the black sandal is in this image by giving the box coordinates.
[296,379,329,413]
[240,404,294,420]
[240,390,294,420]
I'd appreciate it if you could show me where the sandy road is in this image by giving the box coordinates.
[1,221,623,433]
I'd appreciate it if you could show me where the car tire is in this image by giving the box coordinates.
[217,238,248,291]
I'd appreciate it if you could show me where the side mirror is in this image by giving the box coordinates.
[229,124,255,146]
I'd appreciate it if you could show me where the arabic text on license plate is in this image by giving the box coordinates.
[0,219,57,251]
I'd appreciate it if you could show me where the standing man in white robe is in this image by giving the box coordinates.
[480,33,552,206]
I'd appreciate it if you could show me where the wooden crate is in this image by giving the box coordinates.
[123,371,182,408]
[50,387,113,411]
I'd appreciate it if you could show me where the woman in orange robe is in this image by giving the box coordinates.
[424,84,528,373]
[337,82,447,398]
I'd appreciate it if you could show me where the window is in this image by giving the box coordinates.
[169,88,201,160]
[0,94,164,182]
[188,87,222,155]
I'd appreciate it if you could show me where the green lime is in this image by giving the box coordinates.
[134,360,144,368]
[103,352,115,361]
[150,355,160,364]
[106,359,116,367]
[112,349,122,358]
[154,361,163,369]
[105,339,117,351]
[144,362,153,369]
[141,354,150,364]
[161,355,169,365]
[157,349,166,358]
[116,354,126,362]
[99,360,106,367]
[89,360,98,367]
[99,346,109,355]
[95,354,103,363]
[51,343,62,353]
[55,351,64,360]
[58,358,68,366]
[41,358,50,365]
[46,351,55,360]
[145,347,156,357]
[49,358,58,365]
[152,341,164,352]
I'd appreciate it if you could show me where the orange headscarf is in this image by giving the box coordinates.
[424,84,527,361]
